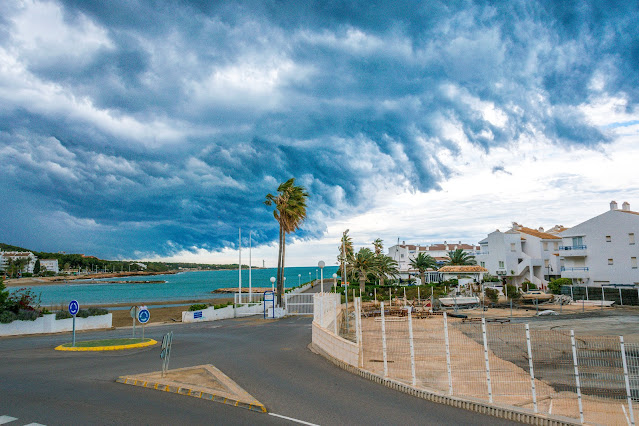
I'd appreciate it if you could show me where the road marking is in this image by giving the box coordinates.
[268,413,319,426]
[0,416,17,424]
[24,423,47,426]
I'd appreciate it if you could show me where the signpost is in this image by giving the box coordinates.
[160,331,173,377]
[68,300,79,347]
[137,305,150,339]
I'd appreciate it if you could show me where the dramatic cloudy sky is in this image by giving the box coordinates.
[1,0,638,267]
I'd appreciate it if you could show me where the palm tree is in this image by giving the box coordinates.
[372,238,383,256]
[265,178,309,306]
[375,255,399,286]
[337,230,354,281]
[445,248,477,265]
[409,252,438,286]
[348,248,376,293]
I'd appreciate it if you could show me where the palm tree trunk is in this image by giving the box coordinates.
[380,276,385,286]
[420,272,425,286]
[276,224,283,307]
[359,276,365,293]
[279,230,287,307]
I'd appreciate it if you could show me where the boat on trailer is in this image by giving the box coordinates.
[439,296,481,307]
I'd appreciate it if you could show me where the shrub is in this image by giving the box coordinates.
[77,309,90,318]
[0,310,17,324]
[87,307,108,316]
[55,311,72,320]
[213,302,232,309]
[484,288,499,303]
[548,278,572,295]
[17,309,39,321]
[505,284,520,299]
[482,274,500,283]
[189,303,208,311]
[522,281,537,292]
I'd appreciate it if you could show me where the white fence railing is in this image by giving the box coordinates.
[285,293,315,315]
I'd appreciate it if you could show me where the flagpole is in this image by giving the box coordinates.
[249,231,252,301]
[239,228,242,303]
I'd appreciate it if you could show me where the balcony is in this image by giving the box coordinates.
[557,245,587,257]
[476,251,489,256]
[561,266,589,279]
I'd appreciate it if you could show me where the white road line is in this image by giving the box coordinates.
[268,413,319,426]
[0,416,17,425]
[24,423,47,426]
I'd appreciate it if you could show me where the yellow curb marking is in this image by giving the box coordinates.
[54,339,157,351]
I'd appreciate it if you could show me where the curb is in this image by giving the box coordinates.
[55,339,157,351]
[115,377,267,413]
[311,343,579,426]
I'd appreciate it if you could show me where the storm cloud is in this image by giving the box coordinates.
[0,0,637,259]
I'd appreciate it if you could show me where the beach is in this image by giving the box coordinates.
[3,270,179,288]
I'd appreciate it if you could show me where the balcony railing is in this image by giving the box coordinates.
[561,267,589,271]
[558,245,587,251]
[476,251,489,256]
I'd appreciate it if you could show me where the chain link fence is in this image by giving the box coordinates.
[350,299,636,425]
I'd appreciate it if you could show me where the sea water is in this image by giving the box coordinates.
[24,266,339,307]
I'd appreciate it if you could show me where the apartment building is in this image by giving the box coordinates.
[387,241,479,272]
[476,224,564,288]
[39,259,59,274]
[559,201,639,286]
[0,251,38,274]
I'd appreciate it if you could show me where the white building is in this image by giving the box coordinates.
[0,251,38,274]
[39,259,59,274]
[558,201,639,286]
[387,241,479,272]
[476,223,564,288]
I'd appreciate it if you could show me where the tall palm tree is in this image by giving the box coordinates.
[337,230,354,281]
[409,252,438,285]
[445,248,476,266]
[375,254,399,286]
[348,247,376,293]
[265,178,309,306]
[372,238,383,256]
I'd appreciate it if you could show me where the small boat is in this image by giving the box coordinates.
[439,296,480,307]
[521,290,554,302]
[573,299,615,307]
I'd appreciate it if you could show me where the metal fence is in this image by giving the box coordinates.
[562,286,639,306]
[331,298,637,425]
[284,293,315,315]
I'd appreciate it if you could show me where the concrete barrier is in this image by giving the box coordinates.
[0,313,112,337]
[182,302,264,323]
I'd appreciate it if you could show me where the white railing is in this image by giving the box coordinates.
[285,293,315,315]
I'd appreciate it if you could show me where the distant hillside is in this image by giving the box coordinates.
[0,243,244,272]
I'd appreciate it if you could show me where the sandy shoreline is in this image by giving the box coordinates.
[3,270,179,288]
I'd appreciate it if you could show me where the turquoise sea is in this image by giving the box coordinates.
[23,266,339,307]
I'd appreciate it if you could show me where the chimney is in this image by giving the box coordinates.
[402,241,405,245]
[610,200,618,210]
[622,202,630,211]
[458,241,461,245]
[538,227,544,232]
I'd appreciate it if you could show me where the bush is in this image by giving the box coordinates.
[77,309,90,318]
[505,284,520,299]
[484,288,499,303]
[548,278,572,295]
[189,304,208,311]
[482,274,500,283]
[522,281,537,292]
[87,307,108,316]
[0,310,17,324]
[213,302,233,309]
[17,309,39,321]
[55,311,72,320]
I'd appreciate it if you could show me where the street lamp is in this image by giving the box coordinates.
[318,260,325,293]
[333,273,338,291]
[270,276,275,292]
[342,229,349,288]
[298,274,301,287]
[309,271,311,283]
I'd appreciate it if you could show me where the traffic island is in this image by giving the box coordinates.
[55,338,157,351]
[116,364,266,413]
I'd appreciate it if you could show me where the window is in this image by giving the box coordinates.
[480,261,486,268]
[498,261,505,269]
[606,235,612,242]
[553,242,559,250]
[544,259,550,268]
[400,254,404,258]
[608,258,614,265]
[630,233,635,245]
[632,257,637,269]
[510,243,516,252]
[543,242,548,251]
[572,236,583,247]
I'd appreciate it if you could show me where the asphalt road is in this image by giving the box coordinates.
[0,316,518,425]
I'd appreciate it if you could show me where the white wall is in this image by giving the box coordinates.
[0,313,112,336]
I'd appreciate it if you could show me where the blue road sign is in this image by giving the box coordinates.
[137,308,150,324]
[68,300,79,316]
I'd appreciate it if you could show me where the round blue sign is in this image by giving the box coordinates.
[68,300,79,316]
[137,308,150,324]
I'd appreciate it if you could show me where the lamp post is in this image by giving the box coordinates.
[546,264,553,290]
[318,261,325,293]
[270,276,275,293]
[298,274,301,287]
[333,273,337,291]
[342,229,349,288]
